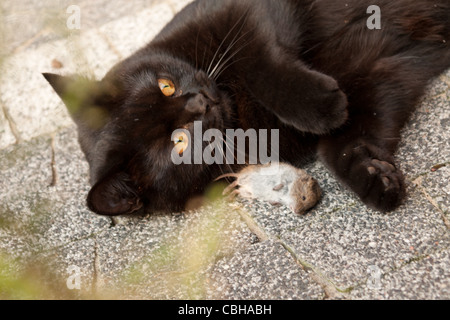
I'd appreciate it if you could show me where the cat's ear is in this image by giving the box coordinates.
[43,73,76,100]
[42,73,117,130]
[87,171,143,216]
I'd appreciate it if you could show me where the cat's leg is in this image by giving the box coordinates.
[244,54,348,135]
[317,56,438,212]
[318,129,407,212]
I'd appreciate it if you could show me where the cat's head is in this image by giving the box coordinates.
[43,54,233,216]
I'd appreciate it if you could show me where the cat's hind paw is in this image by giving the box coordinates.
[320,140,407,213]
[353,157,405,213]
[363,158,406,211]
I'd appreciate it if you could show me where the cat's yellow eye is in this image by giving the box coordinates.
[158,78,176,97]
[173,132,189,155]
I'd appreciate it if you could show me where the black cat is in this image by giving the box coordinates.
[44,0,450,216]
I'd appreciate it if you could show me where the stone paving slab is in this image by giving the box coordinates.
[97,3,176,60]
[0,33,119,142]
[351,246,450,299]
[0,128,110,255]
[93,205,256,299]
[207,239,325,300]
[0,105,16,148]
[281,196,448,293]
[1,0,161,55]
[399,78,450,179]
[31,238,97,299]
[239,179,449,299]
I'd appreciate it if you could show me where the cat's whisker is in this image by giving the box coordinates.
[200,139,226,179]
[382,137,401,141]
[214,57,248,81]
[209,137,233,180]
[207,9,250,77]
[220,135,243,173]
[202,35,213,71]
[208,15,250,78]
[210,30,256,80]
[207,17,243,76]
[209,134,237,177]
[302,42,323,56]
[218,137,236,175]
[214,173,239,182]
[212,37,256,81]
[195,28,200,70]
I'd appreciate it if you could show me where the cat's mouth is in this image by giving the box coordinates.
[181,106,222,132]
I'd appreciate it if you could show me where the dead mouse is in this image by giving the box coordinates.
[216,162,322,215]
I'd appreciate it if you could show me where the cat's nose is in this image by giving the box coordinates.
[185,93,210,114]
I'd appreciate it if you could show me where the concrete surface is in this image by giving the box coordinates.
[0,0,449,300]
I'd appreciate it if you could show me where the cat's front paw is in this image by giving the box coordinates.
[279,87,348,135]
[311,88,349,134]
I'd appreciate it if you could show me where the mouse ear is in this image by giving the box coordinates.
[87,171,143,216]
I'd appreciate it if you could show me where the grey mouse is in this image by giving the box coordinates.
[216,163,322,215]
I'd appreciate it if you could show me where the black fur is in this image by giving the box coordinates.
[44,0,450,215]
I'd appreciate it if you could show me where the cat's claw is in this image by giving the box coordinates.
[367,159,398,191]
[222,180,239,196]
[221,180,242,201]
[367,159,396,175]
[362,158,405,212]
[226,189,241,201]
